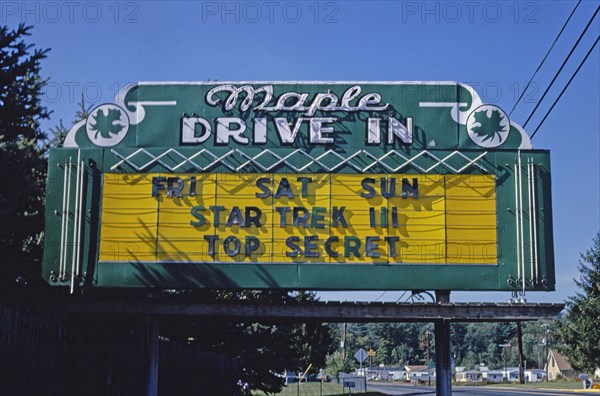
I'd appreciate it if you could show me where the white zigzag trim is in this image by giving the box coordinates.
[110,148,490,174]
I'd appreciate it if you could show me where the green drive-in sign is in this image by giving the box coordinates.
[43,82,555,292]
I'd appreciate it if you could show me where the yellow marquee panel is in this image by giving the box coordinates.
[99,173,498,264]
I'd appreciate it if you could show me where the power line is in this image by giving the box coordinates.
[374,291,386,302]
[530,35,599,139]
[509,0,582,116]
[395,291,408,303]
[523,5,600,129]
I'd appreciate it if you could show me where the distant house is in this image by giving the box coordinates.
[355,366,405,381]
[375,366,404,381]
[281,370,298,384]
[504,368,520,382]
[546,349,576,380]
[525,369,547,383]
[354,367,368,377]
[456,370,483,383]
[405,365,431,382]
[482,370,504,383]
[389,369,407,381]
[377,366,406,381]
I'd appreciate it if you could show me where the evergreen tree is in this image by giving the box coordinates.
[46,95,92,148]
[558,231,600,373]
[0,24,50,299]
[46,119,68,149]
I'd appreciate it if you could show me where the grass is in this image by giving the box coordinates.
[253,380,589,395]
[485,380,584,390]
[252,382,386,396]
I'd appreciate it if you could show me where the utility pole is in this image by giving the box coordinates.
[517,322,524,384]
[499,343,511,382]
[341,323,347,363]
[426,330,430,365]
[542,323,550,381]
[425,329,431,386]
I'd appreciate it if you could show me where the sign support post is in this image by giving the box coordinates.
[435,291,451,396]
[354,348,367,376]
[146,316,159,396]
[517,321,525,384]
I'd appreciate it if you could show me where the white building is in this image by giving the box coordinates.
[525,369,547,383]
[405,365,433,383]
[482,370,504,383]
[503,368,520,382]
[456,370,483,383]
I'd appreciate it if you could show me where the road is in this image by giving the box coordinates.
[366,382,596,395]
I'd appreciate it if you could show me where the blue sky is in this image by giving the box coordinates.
[3,0,598,303]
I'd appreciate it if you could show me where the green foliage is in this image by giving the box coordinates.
[326,322,426,370]
[0,24,50,299]
[74,93,93,123]
[325,350,353,380]
[558,231,600,373]
[471,109,505,143]
[326,320,559,374]
[450,322,517,369]
[376,338,393,365]
[90,107,124,138]
[46,119,69,149]
[47,95,93,148]
[521,321,554,369]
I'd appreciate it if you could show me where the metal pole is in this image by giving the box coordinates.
[342,323,347,362]
[514,159,521,283]
[58,159,69,280]
[426,329,431,386]
[543,324,550,381]
[435,291,451,396]
[531,162,539,282]
[499,343,511,382]
[504,353,507,382]
[518,153,526,297]
[527,159,534,282]
[61,157,72,281]
[70,151,81,294]
[146,317,159,396]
